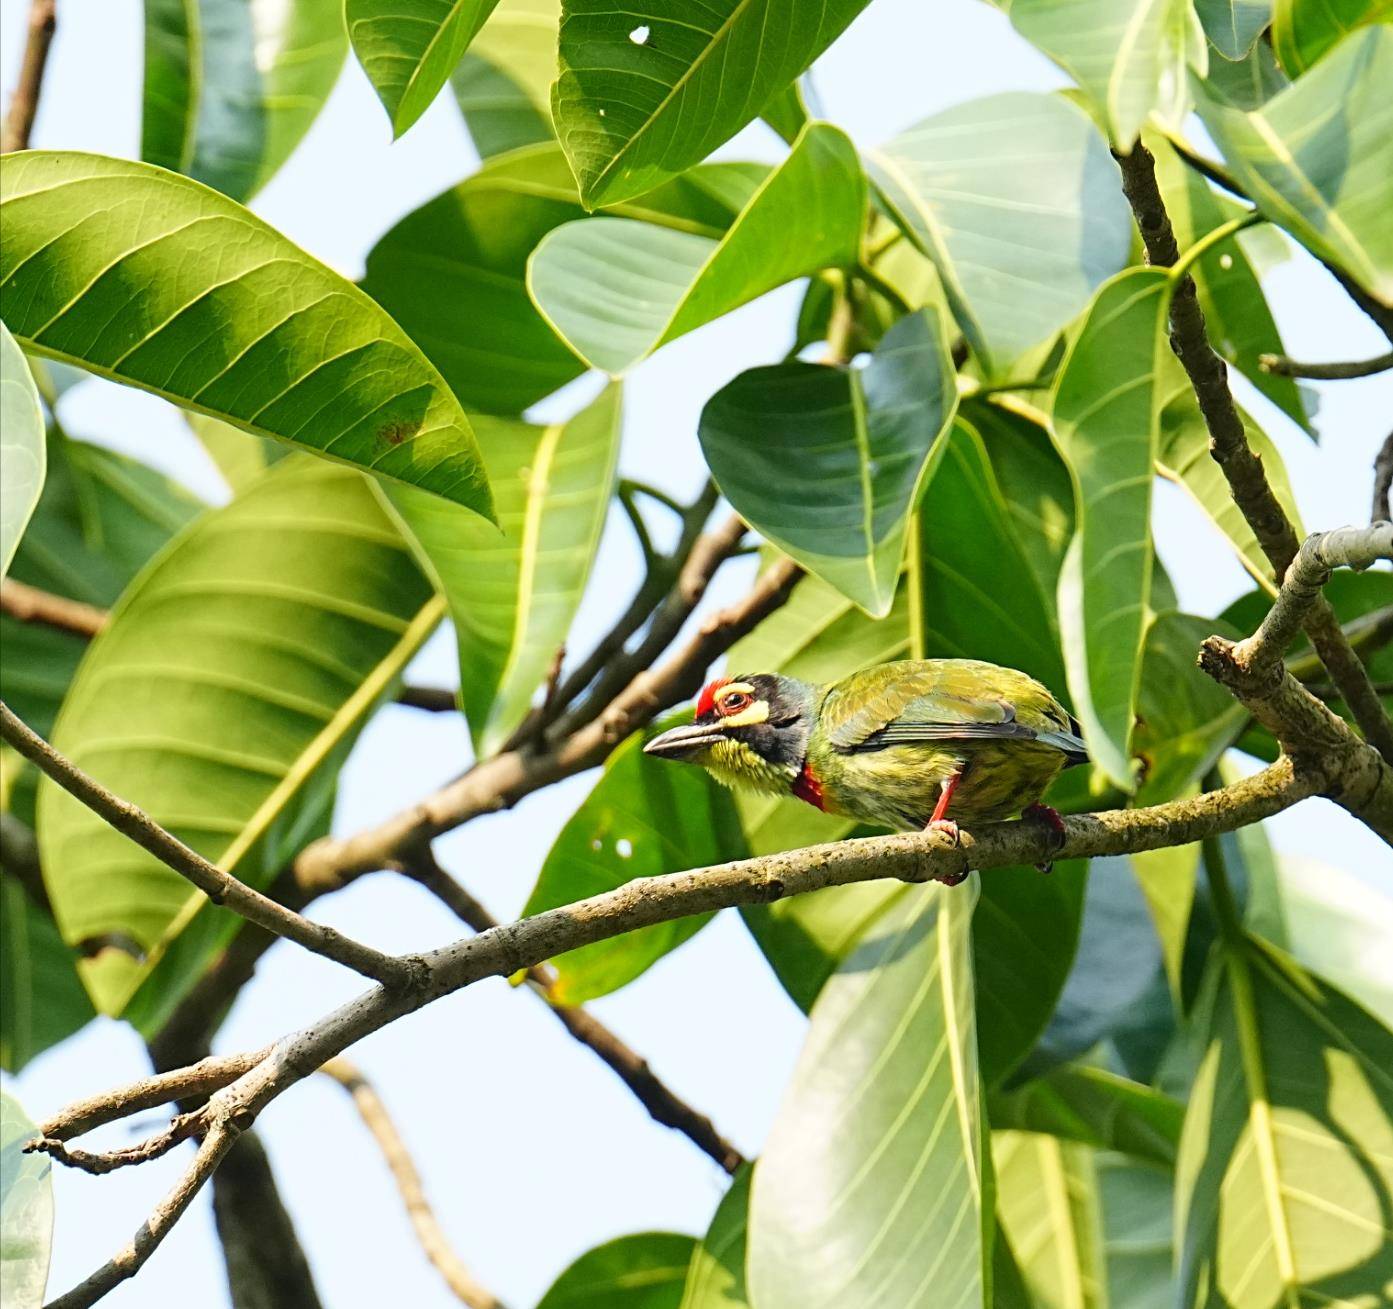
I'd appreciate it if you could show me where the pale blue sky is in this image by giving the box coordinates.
[2,2,1389,1306]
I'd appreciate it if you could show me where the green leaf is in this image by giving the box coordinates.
[141,0,347,201]
[1201,37,1290,109]
[0,1089,52,1309]
[537,1232,696,1309]
[1196,0,1273,58]
[528,122,864,375]
[0,322,46,578]
[0,152,492,519]
[347,0,501,137]
[0,434,204,738]
[521,723,746,1003]
[1098,1153,1174,1309]
[1272,0,1392,74]
[450,0,559,157]
[679,1167,751,1309]
[361,142,754,415]
[551,0,871,208]
[749,884,984,1309]
[700,307,957,618]
[1131,841,1201,1003]
[1194,24,1393,304]
[386,386,620,753]
[1051,267,1172,790]
[989,1064,1183,1169]
[1175,935,1393,1307]
[993,1130,1108,1309]
[1,872,95,1073]
[869,92,1133,378]
[1008,0,1193,146]
[1148,133,1311,431]
[38,459,441,1024]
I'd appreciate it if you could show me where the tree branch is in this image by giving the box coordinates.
[1374,432,1393,526]
[321,1060,507,1309]
[1259,349,1393,380]
[0,702,412,989]
[396,684,459,713]
[0,578,105,636]
[1114,143,1393,763]
[1,0,55,153]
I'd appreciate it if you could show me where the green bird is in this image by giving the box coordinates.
[643,659,1087,880]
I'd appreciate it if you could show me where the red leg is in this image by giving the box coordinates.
[930,771,961,825]
[925,773,964,883]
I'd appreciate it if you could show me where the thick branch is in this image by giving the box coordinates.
[0,702,411,988]
[1259,349,1393,380]
[1,0,55,153]
[0,578,105,636]
[321,1060,507,1309]
[1115,143,1393,763]
[401,852,744,1174]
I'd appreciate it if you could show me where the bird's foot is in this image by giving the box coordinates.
[1022,803,1066,874]
[925,819,969,886]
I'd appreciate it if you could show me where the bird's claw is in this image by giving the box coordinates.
[1023,803,1066,875]
[925,819,969,886]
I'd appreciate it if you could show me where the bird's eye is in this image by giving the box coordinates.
[720,693,750,715]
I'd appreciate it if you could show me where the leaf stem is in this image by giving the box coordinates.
[1169,211,1264,284]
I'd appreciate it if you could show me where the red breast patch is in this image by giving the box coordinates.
[792,762,826,811]
[696,677,731,719]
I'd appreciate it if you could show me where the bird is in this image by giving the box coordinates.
[642,658,1088,883]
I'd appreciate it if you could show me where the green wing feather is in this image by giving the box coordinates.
[820,659,1086,760]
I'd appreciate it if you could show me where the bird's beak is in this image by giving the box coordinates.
[642,723,728,761]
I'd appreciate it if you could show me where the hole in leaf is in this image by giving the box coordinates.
[629,24,650,44]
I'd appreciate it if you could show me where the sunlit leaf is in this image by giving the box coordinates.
[347,0,501,137]
[870,92,1132,378]
[700,308,956,618]
[1194,23,1393,303]
[1131,840,1200,1003]
[521,723,746,1003]
[0,152,492,518]
[385,385,621,753]
[1051,268,1172,789]
[38,459,441,1025]
[1271,0,1391,74]
[552,0,872,207]
[1195,0,1273,58]
[0,322,46,578]
[451,0,559,157]
[750,884,985,1309]
[680,1166,751,1309]
[528,123,863,375]
[537,1232,696,1309]
[0,1089,52,1309]
[142,0,347,200]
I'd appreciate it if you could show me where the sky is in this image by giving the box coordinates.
[2,2,1390,1306]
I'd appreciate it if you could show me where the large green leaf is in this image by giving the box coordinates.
[0,433,204,738]
[993,1130,1107,1309]
[385,385,621,753]
[1096,1153,1173,1309]
[537,1232,696,1309]
[0,1089,52,1309]
[0,152,492,518]
[749,884,984,1309]
[700,308,956,619]
[551,0,871,207]
[0,872,95,1073]
[1051,267,1171,790]
[528,122,864,375]
[989,1064,1183,1169]
[1194,23,1393,304]
[141,0,347,201]
[679,1167,751,1309]
[451,0,559,157]
[1008,0,1193,146]
[1175,935,1393,1307]
[347,0,500,137]
[1202,37,1291,109]
[0,322,45,578]
[1148,133,1310,430]
[361,143,755,415]
[1196,0,1273,58]
[1272,0,1391,74]
[869,93,1132,378]
[37,459,441,1022]
[1131,841,1201,1003]
[520,723,746,1003]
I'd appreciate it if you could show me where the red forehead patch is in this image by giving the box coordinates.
[696,677,731,719]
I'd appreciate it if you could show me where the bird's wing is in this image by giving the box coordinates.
[821,660,1086,759]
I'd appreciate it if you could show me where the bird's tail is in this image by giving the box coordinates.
[1041,716,1090,767]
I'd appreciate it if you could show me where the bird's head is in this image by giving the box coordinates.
[643,674,817,796]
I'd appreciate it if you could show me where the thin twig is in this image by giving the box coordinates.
[1,0,56,153]
[1115,143,1393,763]
[400,851,745,1174]
[396,684,458,712]
[0,702,412,988]
[1259,349,1393,380]
[0,578,105,636]
[27,1112,201,1176]
[321,1060,508,1309]
[1374,432,1393,525]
